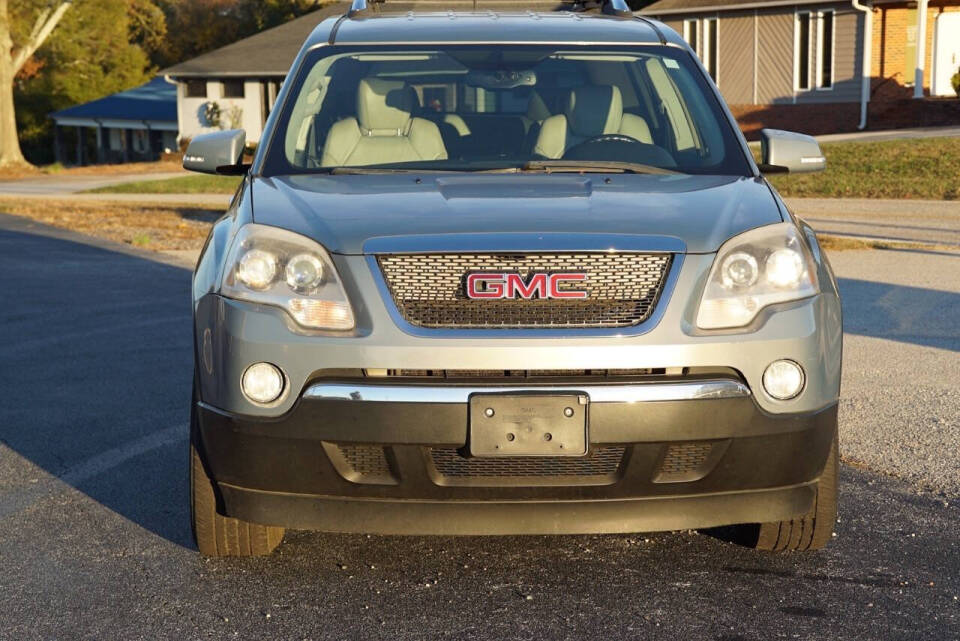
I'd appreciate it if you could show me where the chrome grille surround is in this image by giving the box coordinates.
[377,252,673,329]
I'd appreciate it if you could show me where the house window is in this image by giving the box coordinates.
[185,80,207,98]
[703,17,719,82]
[817,10,834,89]
[795,12,813,91]
[223,80,245,99]
[684,18,718,83]
[683,19,700,56]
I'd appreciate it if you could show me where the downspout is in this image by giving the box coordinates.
[163,74,183,148]
[913,0,929,98]
[852,0,873,130]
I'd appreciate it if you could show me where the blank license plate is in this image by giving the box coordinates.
[468,393,588,457]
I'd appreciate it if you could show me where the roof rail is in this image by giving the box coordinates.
[347,0,383,17]
[563,0,632,18]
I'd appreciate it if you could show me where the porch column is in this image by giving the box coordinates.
[143,122,155,158]
[95,123,106,164]
[53,125,63,165]
[75,126,86,166]
[122,129,132,163]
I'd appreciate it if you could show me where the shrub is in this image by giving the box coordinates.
[953,66,960,98]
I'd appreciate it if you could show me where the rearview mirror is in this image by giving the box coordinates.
[183,129,248,175]
[758,129,826,174]
[465,70,536,90]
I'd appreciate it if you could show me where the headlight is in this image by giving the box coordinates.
[696,222,819,329]
[221,224,355,330]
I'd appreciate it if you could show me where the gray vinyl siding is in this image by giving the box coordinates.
[756,9,795,104]
[661,18,684,36]
[717,11,755,104]
[649,2,864,105]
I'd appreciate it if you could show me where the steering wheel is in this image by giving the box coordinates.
[562,134,644,161]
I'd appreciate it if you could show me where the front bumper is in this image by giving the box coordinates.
[196,380,838,535]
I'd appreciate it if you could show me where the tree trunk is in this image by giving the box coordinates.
[0,0,27,168]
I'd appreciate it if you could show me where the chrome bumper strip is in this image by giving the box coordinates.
[303,380,750,404]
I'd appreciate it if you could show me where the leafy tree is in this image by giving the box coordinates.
[12,0,161,164]
[152,0,324,67]
[5,0,322,166]
[1,0,72,167]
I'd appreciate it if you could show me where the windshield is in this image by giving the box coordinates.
[260,44,750,176]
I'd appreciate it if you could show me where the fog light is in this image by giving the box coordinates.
[241,362,284,404]
[762,360,805,400]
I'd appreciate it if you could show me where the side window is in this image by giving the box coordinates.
[684,18,719,84]
[683,19,700,56]
[796,11,834,92]
[703,18,718,83]
[186,80,207,98]
[223,80,245,99]
[795,12,813,91]
[817,10,834,89]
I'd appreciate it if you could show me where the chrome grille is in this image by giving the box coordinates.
[377,252,672,329]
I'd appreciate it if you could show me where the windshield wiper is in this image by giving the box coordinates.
[521,160,679,175]
[329,167,447,175]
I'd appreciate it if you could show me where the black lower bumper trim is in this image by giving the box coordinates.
[218,482,816,535]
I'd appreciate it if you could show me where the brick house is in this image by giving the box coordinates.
[640,0,960,136]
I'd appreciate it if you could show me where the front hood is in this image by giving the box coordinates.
[251,173,782,254]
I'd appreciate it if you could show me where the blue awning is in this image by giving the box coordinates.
[51,77,177,124]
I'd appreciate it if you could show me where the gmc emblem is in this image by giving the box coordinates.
[465,272,588,300]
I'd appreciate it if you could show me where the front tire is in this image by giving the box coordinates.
[190,400,284,557]
[754,430,839,551]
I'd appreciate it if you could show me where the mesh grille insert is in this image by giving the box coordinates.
[324,443,396,485]
[653,442,718,484]
[378,252,672,328]
[430,447,626,486]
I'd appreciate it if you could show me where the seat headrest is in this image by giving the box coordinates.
[564,85,624,138]
[356,78,416,134]
[526,90,552,122]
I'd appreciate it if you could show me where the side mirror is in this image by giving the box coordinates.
[758,128,826,174]
[183,129,249,175]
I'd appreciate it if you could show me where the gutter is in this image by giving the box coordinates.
[641,0,838,16]
[851,0,872,130]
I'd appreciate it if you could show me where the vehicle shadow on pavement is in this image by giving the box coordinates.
[0,215,195,549]
[838,277,960,352]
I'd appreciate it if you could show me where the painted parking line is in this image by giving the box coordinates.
[0,423,188,521]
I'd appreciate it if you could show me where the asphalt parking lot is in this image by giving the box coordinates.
[0,212,957,640]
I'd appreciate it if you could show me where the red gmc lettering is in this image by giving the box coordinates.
[466,273,505,298]
[466,272,587,300]
[549,272,588,299]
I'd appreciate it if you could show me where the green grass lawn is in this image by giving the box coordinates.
[88,174,242,194]
[88,137,960,200]
[763,137,960,200]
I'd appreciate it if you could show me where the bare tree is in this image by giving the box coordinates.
[0,0,72,167]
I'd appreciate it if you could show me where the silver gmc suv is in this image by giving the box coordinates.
[184,0,842,557]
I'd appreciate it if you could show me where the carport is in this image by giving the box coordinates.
[49,77,179,166]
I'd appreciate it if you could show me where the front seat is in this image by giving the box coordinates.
[533,85,653,160]
[321,78,448,167]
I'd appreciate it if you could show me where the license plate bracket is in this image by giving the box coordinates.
[468,393,589,457]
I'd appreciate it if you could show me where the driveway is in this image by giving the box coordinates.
[0,171,185,196]
[788,198,960,247]
[0,213,957,640]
